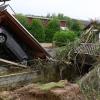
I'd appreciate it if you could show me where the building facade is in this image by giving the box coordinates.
[26,15,67,30]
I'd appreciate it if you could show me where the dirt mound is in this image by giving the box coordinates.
[0,80,85,100]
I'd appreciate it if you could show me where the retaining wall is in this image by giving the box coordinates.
[0,71,41,90]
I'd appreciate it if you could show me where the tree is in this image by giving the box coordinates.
[58,13,64,20]
[29,19,45,42]
[69,20,84,36]
[46,13,51,18]
[16,14,29,30]
[45,18,60,42]
[53,30,77,46]
[57,13,68,20]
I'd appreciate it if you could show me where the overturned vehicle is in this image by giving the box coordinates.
[0,2,50,66]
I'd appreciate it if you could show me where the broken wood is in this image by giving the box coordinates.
[0,58,27,68]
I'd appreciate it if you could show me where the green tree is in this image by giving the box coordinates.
[53,30,76,46]
[58,13,64,19]
[46,13,51,18]
[16,14,29,30]
[57,13,69,20]
[69,20,84,36]
[45,19,60,42]
[29,19,45,42]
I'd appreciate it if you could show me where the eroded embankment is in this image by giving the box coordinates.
[0,80,85,100]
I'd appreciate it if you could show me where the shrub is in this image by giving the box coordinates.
[53,30,77,46]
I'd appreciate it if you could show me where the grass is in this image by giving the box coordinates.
[78,64,100,100]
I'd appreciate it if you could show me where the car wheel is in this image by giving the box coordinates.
[0,33,7,44]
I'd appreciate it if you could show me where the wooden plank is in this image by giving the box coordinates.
[0,58,27,68]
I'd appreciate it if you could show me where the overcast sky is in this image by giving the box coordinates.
[6,0,100,20]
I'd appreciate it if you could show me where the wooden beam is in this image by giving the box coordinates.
[0,58,27,68]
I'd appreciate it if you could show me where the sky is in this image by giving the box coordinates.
[5,0,100,20]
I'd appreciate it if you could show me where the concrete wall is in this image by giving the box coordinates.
[0,71,41,90]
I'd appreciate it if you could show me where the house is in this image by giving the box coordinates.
[26,15,67,30]
[74,21,100,56]
[73,21,100,69]
[0,5,50,65]
[83,21,100,43]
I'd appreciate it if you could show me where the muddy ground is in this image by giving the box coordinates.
[0,80,85,100]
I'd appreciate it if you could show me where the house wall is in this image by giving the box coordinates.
[27,17,33,24]
[27,17,50,27]
[41,19,50,26]
[93,32,100,43]
[95,33,99,42]
[27,17,67,29]
[60,20,67,27]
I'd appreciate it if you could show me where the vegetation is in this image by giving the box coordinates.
[16,14,29,30]
[69,20,84,36]
[16,13,84,43]
[29,19,45,42]
[16,14,45,42]
[45,18,60,42]
[53,30,77,46]
[54,21,100,99]
[0,16,100,99]
[54,13,84,36]
[79,64,100,100]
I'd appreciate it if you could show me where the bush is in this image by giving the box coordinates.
[53,30,77,46]
[29,19,45,42]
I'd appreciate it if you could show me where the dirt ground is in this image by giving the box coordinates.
[0,80,85,100]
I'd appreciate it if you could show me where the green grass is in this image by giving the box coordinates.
[78,65,100,100]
